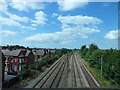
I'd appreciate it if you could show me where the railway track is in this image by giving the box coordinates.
[33,55,67,88]
[26,53,101,88]
[74,53,101,87]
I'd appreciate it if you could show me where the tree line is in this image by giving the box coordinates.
[80,43,120,86]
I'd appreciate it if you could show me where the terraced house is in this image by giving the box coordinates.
[2,49,35,75]
[7,49,27,73]
[2,48,57,80]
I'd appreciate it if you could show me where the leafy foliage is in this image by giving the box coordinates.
[80,44,120,86]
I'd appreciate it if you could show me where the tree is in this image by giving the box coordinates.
[90,49,102,69]
[80,44,120,85]
[82,48,88,58]
[61,48,68,54]
[89,43,99,54]
[80,45,86,54]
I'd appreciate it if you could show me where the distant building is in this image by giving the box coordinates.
[47,49,56,57]
[32,50,38,62]
[37,50,45,59]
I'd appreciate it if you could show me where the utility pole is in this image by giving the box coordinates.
[101,55,103,78]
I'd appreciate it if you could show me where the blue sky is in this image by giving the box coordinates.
[0,0,118,49]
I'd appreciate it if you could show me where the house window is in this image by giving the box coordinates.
[14,58,16,62]
[19,58,25,63]
[22,58,24,63]
[14,64,17,72]
[19,58,22,63]
[19,64,22,71]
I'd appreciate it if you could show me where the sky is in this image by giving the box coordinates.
[0,0,119,49]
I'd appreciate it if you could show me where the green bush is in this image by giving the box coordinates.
[41,59,48,66]
[80,44,120,86]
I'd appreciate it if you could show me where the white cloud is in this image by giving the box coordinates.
[1,7,40,30]
[58,0,88,11]
[1,8,32,29]
[105,30,118,40]
[25,15,102,44]
[32,11,47,25]
[58,15,102,36]
[0,16,25,28]
[58,15,102,27]
[0,0,30,28]
[0,30,17,37]
[9,14,30,22]
[52,13,59,17]
[0,0,44,30]
[2,11,30,23]
[25,30,80,44]
[0,0,8,12]
[31,24,38,27]
[9,0,45,12]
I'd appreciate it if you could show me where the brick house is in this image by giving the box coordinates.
[8,49,27,73]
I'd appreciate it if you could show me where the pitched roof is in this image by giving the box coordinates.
[9,50,21,56]
[50,50,56,53]
[2,49,28,57]
[32,50,37,55]
[36,50,44,56]
[10,49,27,56]
[25,50,31,56]
[2,49,10,56]
[32,52,37,56]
